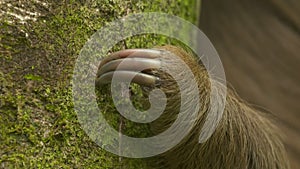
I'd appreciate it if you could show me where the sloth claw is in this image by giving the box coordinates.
[96,49,163,87]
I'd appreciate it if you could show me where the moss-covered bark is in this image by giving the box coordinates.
[0,0,200,168]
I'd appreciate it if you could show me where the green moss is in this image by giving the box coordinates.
[0,0,200,168]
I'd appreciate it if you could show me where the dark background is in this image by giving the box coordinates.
[200,0,300,168]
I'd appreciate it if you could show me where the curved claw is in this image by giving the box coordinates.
[97,58,161,76]
[96,71,159,87]
[96,49,163,87]
[98,49,162,69]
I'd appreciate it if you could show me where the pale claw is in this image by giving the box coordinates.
[96,49,164,87]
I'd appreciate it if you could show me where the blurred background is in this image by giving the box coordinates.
[200,0,300,168]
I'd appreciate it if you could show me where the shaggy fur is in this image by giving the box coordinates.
[145,45,290,169]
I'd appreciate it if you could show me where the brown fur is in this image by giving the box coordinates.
[145,45,290,169]
[200,0,300,167]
